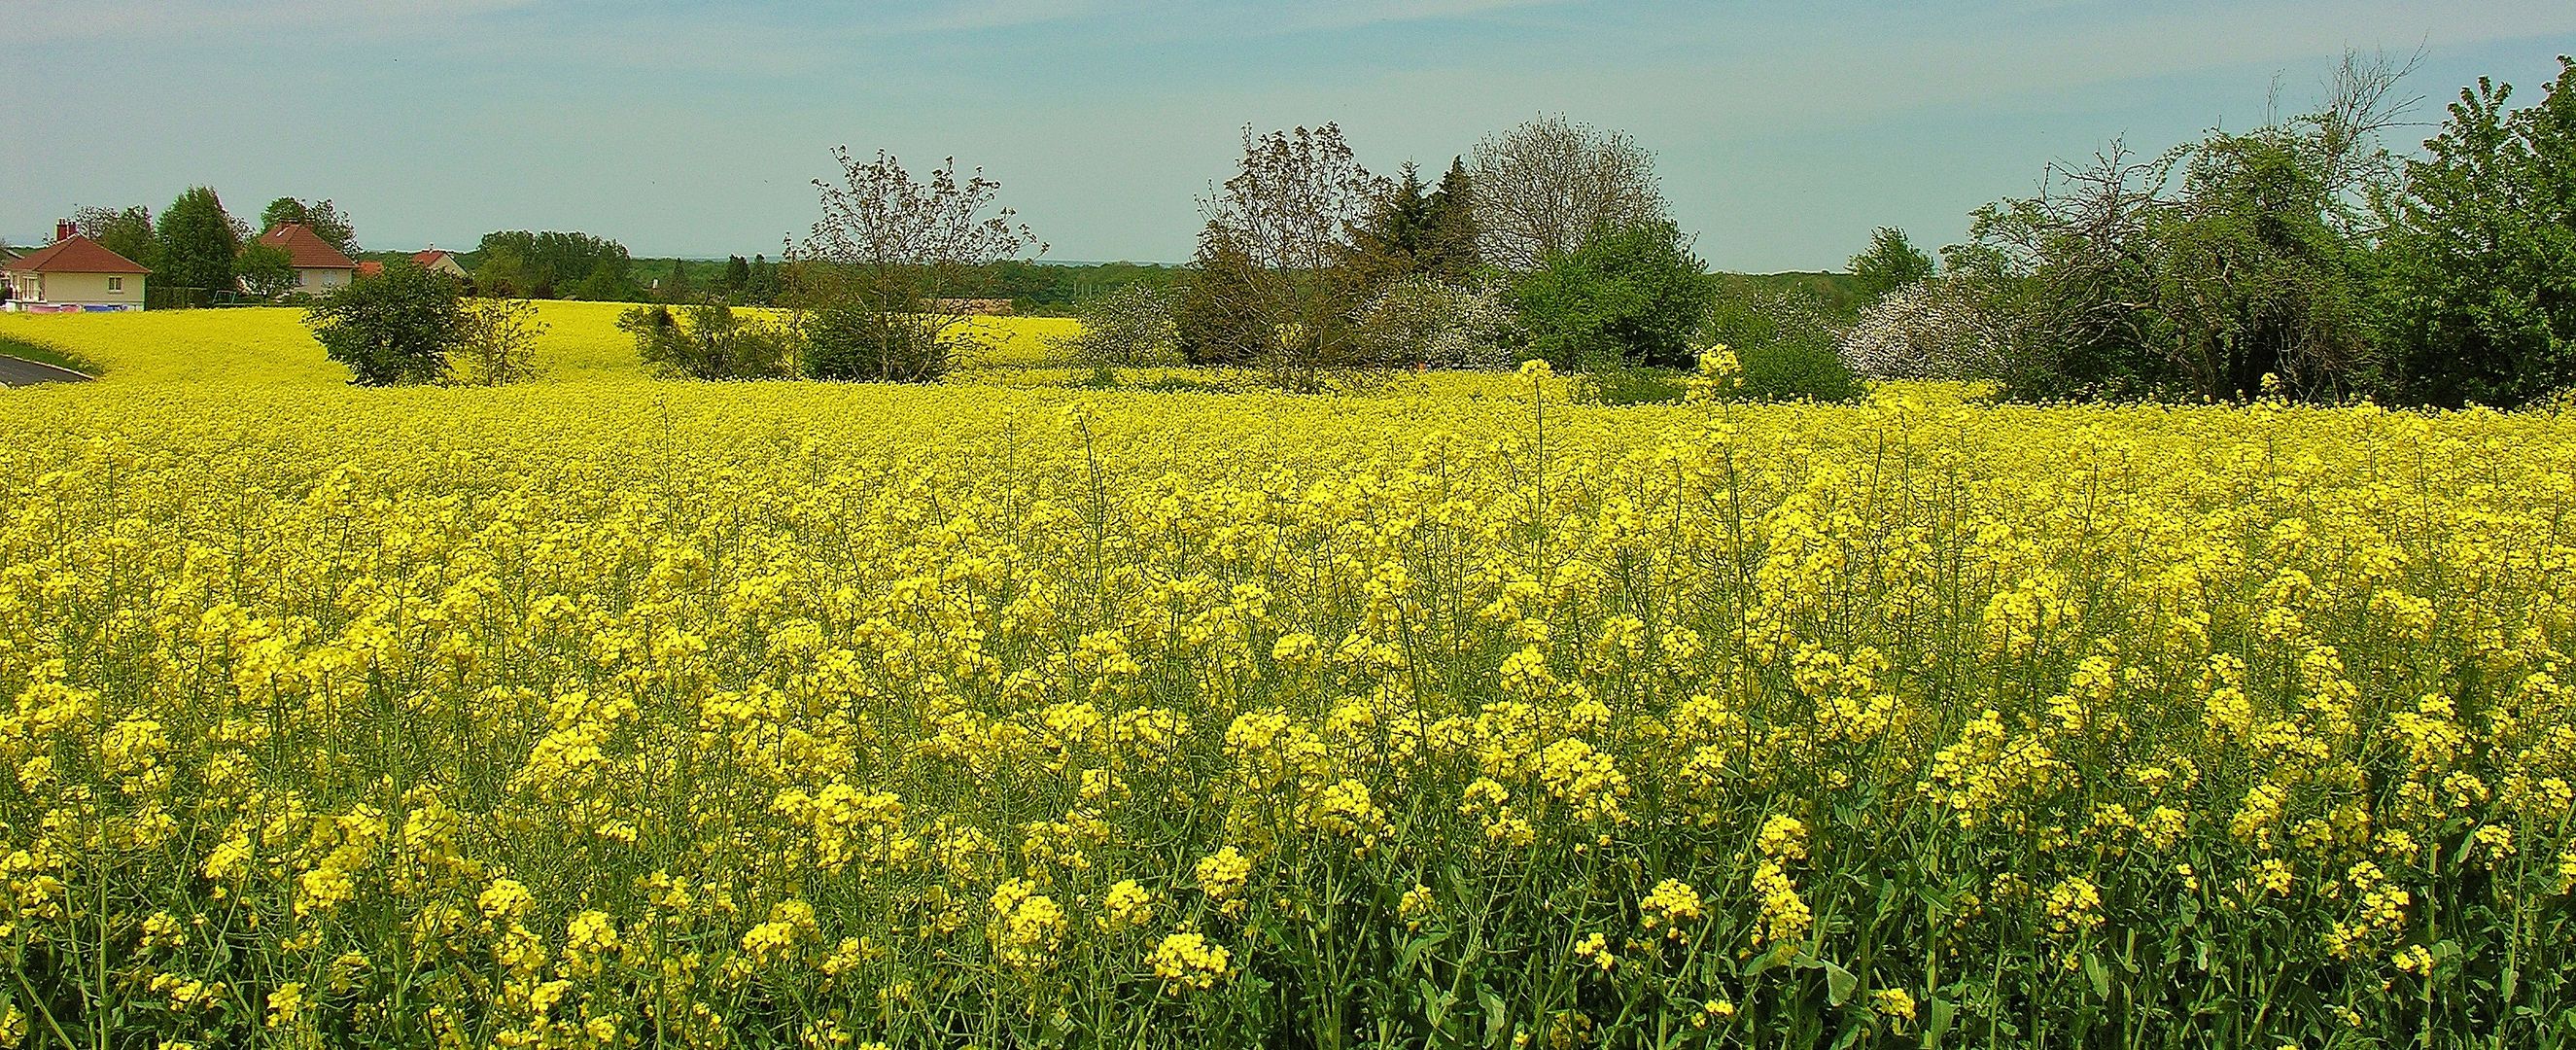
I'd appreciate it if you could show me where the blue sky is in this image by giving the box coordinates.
[5,2,2573,270]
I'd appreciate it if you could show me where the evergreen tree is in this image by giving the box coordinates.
[664,259,692,302]
[1423,158,1480,281]
[722,256,752,295]
[157,187,242,295]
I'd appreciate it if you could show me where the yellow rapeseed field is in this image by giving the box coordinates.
[0,307,2572,1047]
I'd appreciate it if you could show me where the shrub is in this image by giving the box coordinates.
[1704,290,1865,402]
[1353,276,1513,370]
[805,304,951,382]
[305,260,464,386]
[619,302,799,381]
[1508,220,1713,371]
[1837,275,2005,381]
[450,297,548,386]
[1061,284,1180,369]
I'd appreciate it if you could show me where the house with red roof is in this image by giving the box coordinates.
[413,248,469,279]
[253,223,358,297]
[2,222,151,312]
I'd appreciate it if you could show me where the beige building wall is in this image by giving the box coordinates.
[424,256,469,279]
[12,271,146,306]
[296,267,354,294]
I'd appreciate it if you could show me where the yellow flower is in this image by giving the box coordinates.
[1148,929,1234,992]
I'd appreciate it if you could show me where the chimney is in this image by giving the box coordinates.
[54,219,75,243]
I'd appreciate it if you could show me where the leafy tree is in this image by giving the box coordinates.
[261,197,358,254]
[722,256,752,296]
[471,230,633,299]
[236,241,300,299]
[619,302,798,380]
[305,260,464,385]
[1848,227,1935,303]
[73,205,158,270]
[451,298,547,385]
[1471,116,1667,271]
[661,259,693,302]
[795,148,1042,382]
[2379,56,2576,407]
[1173,222,1273,367]
[1191,123,1388,391]
[156,187,242,295]
[1354,275,1512,370]
[746,255,782,304]
[1507,220,1714,371]
[1062,283,1181,375]
[1703,290,1865,402]
[1954,52,2412,402]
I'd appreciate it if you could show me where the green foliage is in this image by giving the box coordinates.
[235,241,299,300]
[1174,223,1275,367]
[1847,226,1935,303]
[1508,220,1714,371]
[155,187,241,294]
[1349,159,1481,288]
[1704,291,1866,402]
[620,302,799,381]
[304,261,464,386]
[470,230,633,299]
[2380,56,2576,407]
[803,304,950,382]
[1062,283,1180,368]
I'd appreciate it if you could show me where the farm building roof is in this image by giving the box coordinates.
[256,224,357,270]
[2,235,151,275]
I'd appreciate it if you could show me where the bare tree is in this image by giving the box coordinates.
[797,149,1042,381]
[1469,115,1668,271]
[1195,123,1389,392]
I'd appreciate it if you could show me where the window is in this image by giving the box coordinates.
[107,277,122,292]
[300,272,312,286]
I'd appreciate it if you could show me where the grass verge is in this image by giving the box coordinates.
[0,332,104,377]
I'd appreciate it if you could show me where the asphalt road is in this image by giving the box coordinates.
[0,354,92,387]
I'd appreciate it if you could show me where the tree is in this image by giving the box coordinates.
[2380,56,2576,407]
[236,241,300,299]
[1424,157,1481,281]
[261,198,358,254]
[1953,52,2412,402]
[1847,227,1936,303]
[1192,123,1389,390]
[1173,222,1273,367]
[1354,276,1513,370]
[471,230,633,299]
[1470,115,1668,271]
[451,298,548,385]
[305,260,465,385]
[1062,282,1181,374]
[157,187,242,296]
[722,256,752,296]
[619,302,799,380]
[796,148,1042,382]
[662,259,693,302]
[74,205,158,271]
[1507,220,1714,371]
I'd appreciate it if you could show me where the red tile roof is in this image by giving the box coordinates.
[413,250,453,266]
[355,261,385,278]
[256,224,357,270]
[2,234,151,275]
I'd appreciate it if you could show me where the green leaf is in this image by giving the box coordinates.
[2083,951,2111,999]
[1822,958,1859,1006]
[1921,997,1957,1048]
